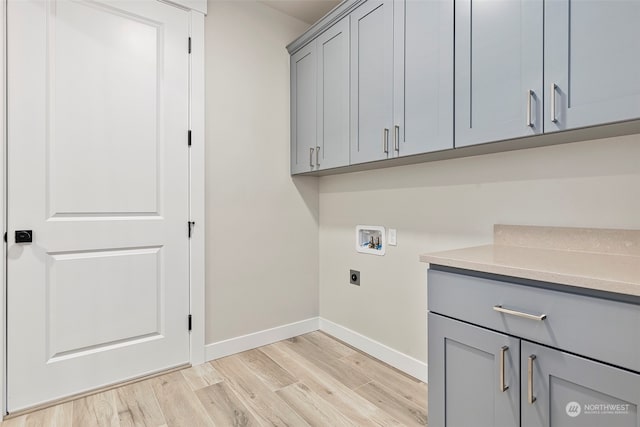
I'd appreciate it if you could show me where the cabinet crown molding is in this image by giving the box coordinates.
[286,0,365,54]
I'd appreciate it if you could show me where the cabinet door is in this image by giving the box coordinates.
[291,43,317,174]
[350,0,393,164]
[316,18,350,170]
[393,0,453,157]
[429,313,520,427]
[545,0,640,132]
[455,0,543,147]
[522,341,640,427]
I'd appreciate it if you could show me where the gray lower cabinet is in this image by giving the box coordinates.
[316,17,350,170]
[454,0,543,147]
[523,341,640,427]
[545,0,640,132]
[428,313,520,427]
[350,0,394,164]
[428,268,640,427]
[290,43,317,174]
[392,0,453,157]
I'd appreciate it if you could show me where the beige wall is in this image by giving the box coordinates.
[205,1,319,344]
[319,135,640,362]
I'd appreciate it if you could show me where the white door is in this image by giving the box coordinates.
[7,0,190,412]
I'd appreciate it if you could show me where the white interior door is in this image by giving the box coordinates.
[7,0,190,412]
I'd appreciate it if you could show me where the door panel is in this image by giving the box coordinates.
[49,0,159,215]
[350,0,393,164]
[455,0,542,146]
[316,17,350,170]
[545,0,640,131]
[393,0,453,156]
[48,247,162,358]
[522,341,640,427]
[291,43,317,173]
[7,0,190,411]
[428,313,520,427]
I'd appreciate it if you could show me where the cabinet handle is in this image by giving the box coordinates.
[526,90,534,127]
[394,125,400,152]
[383,128,389,153]
[500,346,509,392]
[550,83,558,123]
[316,146,320,166]
[309,147,314,167]
[528,355,537,404]
[493,305,547,321]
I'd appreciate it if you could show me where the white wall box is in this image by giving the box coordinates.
[355,225,386,255]
[428,267,640,427]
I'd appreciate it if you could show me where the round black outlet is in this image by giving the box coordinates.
[351,273,358,282]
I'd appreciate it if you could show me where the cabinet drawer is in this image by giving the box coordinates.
[428,269,640,372]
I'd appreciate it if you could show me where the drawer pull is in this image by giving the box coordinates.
[493,305,547,321]
[500,346,509,392]
[528,355,537,404]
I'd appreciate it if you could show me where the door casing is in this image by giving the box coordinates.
[0,0,206,418]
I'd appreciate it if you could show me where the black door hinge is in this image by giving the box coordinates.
[188,314,192,331]
[188,37,191,54]
[188,130,192,146]
[188,221,195,238]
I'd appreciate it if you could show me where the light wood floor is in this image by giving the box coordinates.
[0,332,427,426]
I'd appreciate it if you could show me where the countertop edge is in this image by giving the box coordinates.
[420,255,640,297]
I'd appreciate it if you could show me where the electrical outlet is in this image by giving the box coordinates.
[350,269,360,286]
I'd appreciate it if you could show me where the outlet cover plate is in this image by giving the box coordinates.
[350,269,360,286]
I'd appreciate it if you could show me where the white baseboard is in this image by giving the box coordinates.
[205,317,320,361]
[319,318,427,383]
[203,316,427,383]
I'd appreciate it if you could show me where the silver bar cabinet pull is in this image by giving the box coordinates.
[309,147,314,167]
[394,125,400,152]
[493,305,547,321]
[528,355,537,404]
[551,83,558,123]
[526,90,534,127]
[383,128,389,153]
[316,146,320,166]
[500,346,509,392]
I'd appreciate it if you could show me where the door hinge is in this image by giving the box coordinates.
[3,232,6,243]
[188,314,192,331]
[188,221,195,238]
[188,130,192,146]
[188,37,191,54]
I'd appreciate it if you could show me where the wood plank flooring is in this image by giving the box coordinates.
[1,332,428,427]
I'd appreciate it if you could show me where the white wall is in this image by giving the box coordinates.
[319,135,640,363]
[205,1,319,344]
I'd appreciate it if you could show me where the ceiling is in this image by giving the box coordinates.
[259,0,341,25]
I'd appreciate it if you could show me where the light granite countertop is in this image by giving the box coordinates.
[420,225,640,297]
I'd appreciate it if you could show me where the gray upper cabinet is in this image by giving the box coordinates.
[392,0,453,157]
[455,0,543,147]
[429,313,520,427]
[545,0,640,132]
[290,43,317,174]
[316,18,350,170]
[350,0,394,165]
[522,341,640,427]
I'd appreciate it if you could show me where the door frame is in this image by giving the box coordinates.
[0,0,206,418]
